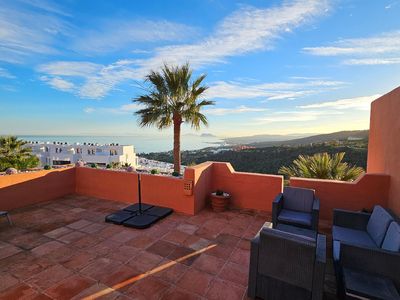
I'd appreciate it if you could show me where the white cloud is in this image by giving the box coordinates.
[204,105,267,116]
[40,76,75,92]
[0,67,15,79]
[254,110,342,124]
[0,1,70,63]
[303,31,400,65]
[38,0,330,99]
[83,103,143,114]
[298,94,381,110]
[206,79,345,101]
[72,20,198,54]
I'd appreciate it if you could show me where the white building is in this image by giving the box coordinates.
[26,141,137,168]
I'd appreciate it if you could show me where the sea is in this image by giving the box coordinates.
[18,135,225,154]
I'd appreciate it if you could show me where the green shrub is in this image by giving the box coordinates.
[172,171,180,177]
[44,165,51,170]
[150,169,158,175]
[90,163,98,168]
[106,164,111,169]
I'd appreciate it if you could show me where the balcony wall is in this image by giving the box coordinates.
[0,168,75,211]
[290,173,390,221]
[367,87,400,215]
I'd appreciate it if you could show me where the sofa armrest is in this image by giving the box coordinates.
[272,193,283,228]
[248,232,261,298]
[312,234,326,300]
[333,209,370,230]
[340,242,400,283]
[311,198,320,231]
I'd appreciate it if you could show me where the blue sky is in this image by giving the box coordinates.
[1,0,400,138]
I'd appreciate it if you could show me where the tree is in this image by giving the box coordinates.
[278,152,364,181]
[0,136,39,171]
[134,63,214,173]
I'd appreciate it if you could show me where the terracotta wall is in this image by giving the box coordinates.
[75,168,139,204]
[367,87,400,215]
[187,162,213,214]
[0,168,75,211]
[290,173,390,221]
[208,162,284,212]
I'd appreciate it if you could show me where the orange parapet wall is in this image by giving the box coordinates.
[290,173,390,221]
[0,168,75,211]
[367,87,400,215]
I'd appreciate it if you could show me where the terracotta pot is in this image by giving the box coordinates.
[210,192,231,212]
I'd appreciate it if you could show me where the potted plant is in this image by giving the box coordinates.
[210,189,230,212]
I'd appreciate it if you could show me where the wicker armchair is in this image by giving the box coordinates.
[248,225,326,300]
[272,187,320,230]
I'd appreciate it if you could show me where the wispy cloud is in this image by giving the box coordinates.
[0,0,70,63]
[40,76,75,92]
[204,105,267,116]
[72,20,199,54]
[0,67,16,79]
[38,0,330,99]
[303,31,400,65]
[254,110,342,124]
[84,103,143,114]
[298,94,381,110]
[206,78,345,101]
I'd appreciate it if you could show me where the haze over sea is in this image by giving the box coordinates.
[18,135,223,154]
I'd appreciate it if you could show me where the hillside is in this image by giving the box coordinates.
[227,130,369,148]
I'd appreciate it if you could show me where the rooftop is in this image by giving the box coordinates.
[0,195,337,299]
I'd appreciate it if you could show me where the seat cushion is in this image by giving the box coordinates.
[283,187,315,213]
[332,226,377,248]
[381,222,400,252]
[278,209,312,227]
[366,205,393,247]
[333,240,341,261]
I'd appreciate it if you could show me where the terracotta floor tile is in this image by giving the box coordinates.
[67,219,93,230]
[71,283,122,300]
[176,223,199,235]
[0,283,39,300]
[127,251,164,273]
[80,258,121,281]
[60,250,97,270]
[125,235,155,249]
[70,234,102,249]
[195,227,221,240]
[167,246,200,266]
[45,274,95,300]
[152,259,189,283]
[91,239,122,256]
[110,229,137,243]
[57,231,86,244]
[183,235,212,250]
[0,243,22,260]
[218,261,248,286]
[26,264,74,290]
[106,245,140,263]
[124,276,171,300]
[192,253,226,275]
[215,233,240,247]
[206,244,234,260]
[99,264,141,287]
[237,238,251,250]
[163,229,190,245]
[146,240,177,257]
[176,268,214,296]
[229,247,250,266]
[205,278,246,300]
[8,232,51,250]
[43,226,73,239]
[79,222,105,234]
[160,286,201,300]
[31,240,64,256]
[0,272,19,292]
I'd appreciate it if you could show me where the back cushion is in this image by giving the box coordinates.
[283,187,315,212]
[382,222,400,252]
[366,205,394,247]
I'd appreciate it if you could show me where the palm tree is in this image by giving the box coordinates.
[134,63,214,173]
[0,136,39,171]
[278,152,364,181]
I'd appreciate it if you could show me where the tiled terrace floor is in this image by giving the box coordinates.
[0,195,337,299]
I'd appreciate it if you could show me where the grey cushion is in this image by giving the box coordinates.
[333,226,378,248]
[283,187,315,212]
[382,222,400,252]
[366,205,393,247]
[278,209,312,227]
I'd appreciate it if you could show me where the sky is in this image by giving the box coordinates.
[1,0,400,138]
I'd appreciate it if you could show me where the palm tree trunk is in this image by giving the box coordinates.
[173,115,182,173]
